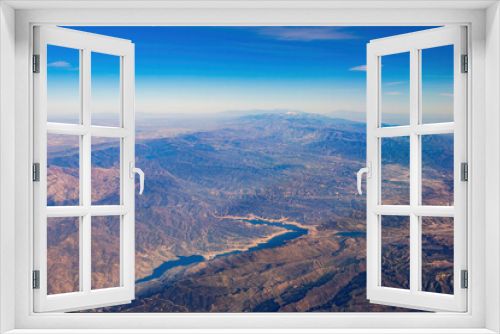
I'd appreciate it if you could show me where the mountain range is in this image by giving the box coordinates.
[45,111,454,312]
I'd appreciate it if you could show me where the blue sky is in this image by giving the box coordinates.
[47,26,453,121]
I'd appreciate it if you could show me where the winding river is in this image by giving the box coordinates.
[136,219,308,284]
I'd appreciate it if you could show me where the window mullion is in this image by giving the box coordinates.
[409,47,421,294]
[82,48,92,294]
[78,48,84,294]
[375,55,382,289]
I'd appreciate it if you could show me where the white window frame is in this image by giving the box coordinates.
[0,2,498,333]
[366,26,468,312]
[33,26,136,313]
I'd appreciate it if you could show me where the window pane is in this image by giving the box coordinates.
[381,136,410,205]
[381,216,410,289]
[47,217,79,295]
[421,45,454,124]
[47,45,80,124]
[91,137,121,205]
[421,134,454,206]
[92,216,121,290]
[47,134,80,206]
[92,52,121,127]
[421,217,454,294]
[381,52,410,127]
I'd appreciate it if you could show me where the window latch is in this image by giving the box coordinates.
[357,162,372,195]
[129,162,145,195]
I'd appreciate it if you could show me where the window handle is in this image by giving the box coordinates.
[129,162,145,195]
[357,162,372,195]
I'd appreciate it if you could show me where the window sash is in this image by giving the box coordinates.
[33,26,136,313]
[366,26,468,312]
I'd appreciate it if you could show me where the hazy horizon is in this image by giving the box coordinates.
[48,26,452,123]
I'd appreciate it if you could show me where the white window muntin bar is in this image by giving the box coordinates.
[78,47,85,296]
[46,206,87,217]
[372,205,411,215]
[413,123,454,135]
[409,47,420,296]
[412,206,454,217]
[373,205,454,217]
[46,123,86,135]
[81,47,92,296]
[91,126,130,138]
[91,205,130,216]
[373,123,454,138]
[372,126,411,137]
[46,123,130,137]
[46,205,129,217]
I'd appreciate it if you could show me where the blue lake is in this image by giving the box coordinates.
[136,219,308,284]
[334,231,366,237]
[135,255,205,284]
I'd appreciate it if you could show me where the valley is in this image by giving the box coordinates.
[45,111,455,312]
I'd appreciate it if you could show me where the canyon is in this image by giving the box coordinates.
[45,111,454,312]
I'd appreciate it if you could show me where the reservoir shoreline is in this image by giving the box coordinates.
[136,217,309,284]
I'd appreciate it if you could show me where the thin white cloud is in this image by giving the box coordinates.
[424,74,454,78]
[439,93,454,97]
[48,61,71,68]
[349,65,366,71]
[258,27,357,42]
[385,81,406,86]
[385,92,402,96]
